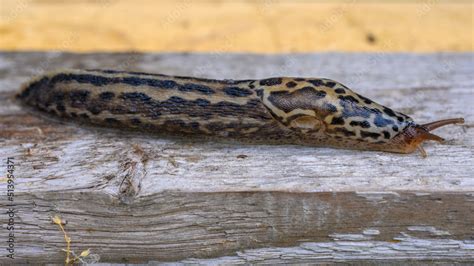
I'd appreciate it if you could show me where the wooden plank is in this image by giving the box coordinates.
[0,52,473,264]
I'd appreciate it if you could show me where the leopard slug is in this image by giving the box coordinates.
[17,69,464,156]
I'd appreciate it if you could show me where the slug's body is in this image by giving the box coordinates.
[18,69,464,156]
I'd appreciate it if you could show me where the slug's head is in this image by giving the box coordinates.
[392,118,464,157]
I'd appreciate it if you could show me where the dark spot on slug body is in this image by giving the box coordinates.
[338,95,360,104]
[334,88,345,94]
[331,116,345,125]
[153,79,177,89]
[116,76,175,89]
[286,81,297,88]
[370,108,382,114]
[392,125,399,132]
[383,107,397,117]
[120,92,152,103]
[308,87,327,98]
[382,131,391,139]
[259,78,282,86]
[350,120,371,128]
[123,77,177,89]
[165,96,186,105]
[120,77,145,86]
[255,89,264,98]
[308,79,324,87]
[325,81,336,88]
[355,93,373,104]
[179,83,215,95]
[223,86,253,97]
[99,91,115,100]
[360,130,381,139]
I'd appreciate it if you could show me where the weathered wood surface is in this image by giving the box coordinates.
[0,52,473,264]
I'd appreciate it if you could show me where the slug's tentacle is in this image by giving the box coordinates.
[416,118,465,157]
[419,130,445,143]
[17,69,464,156]
[421,118,465,131]
[389,118,465,157]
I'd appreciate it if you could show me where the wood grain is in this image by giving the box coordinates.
[0,52,473,264]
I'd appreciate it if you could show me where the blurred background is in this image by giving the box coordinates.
[0,0,472,53]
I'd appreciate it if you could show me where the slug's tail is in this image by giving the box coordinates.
[400,118,465,157]
[16,72,56,106]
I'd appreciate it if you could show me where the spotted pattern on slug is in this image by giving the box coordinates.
[256,77,412,143]
[17,69,464,155]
